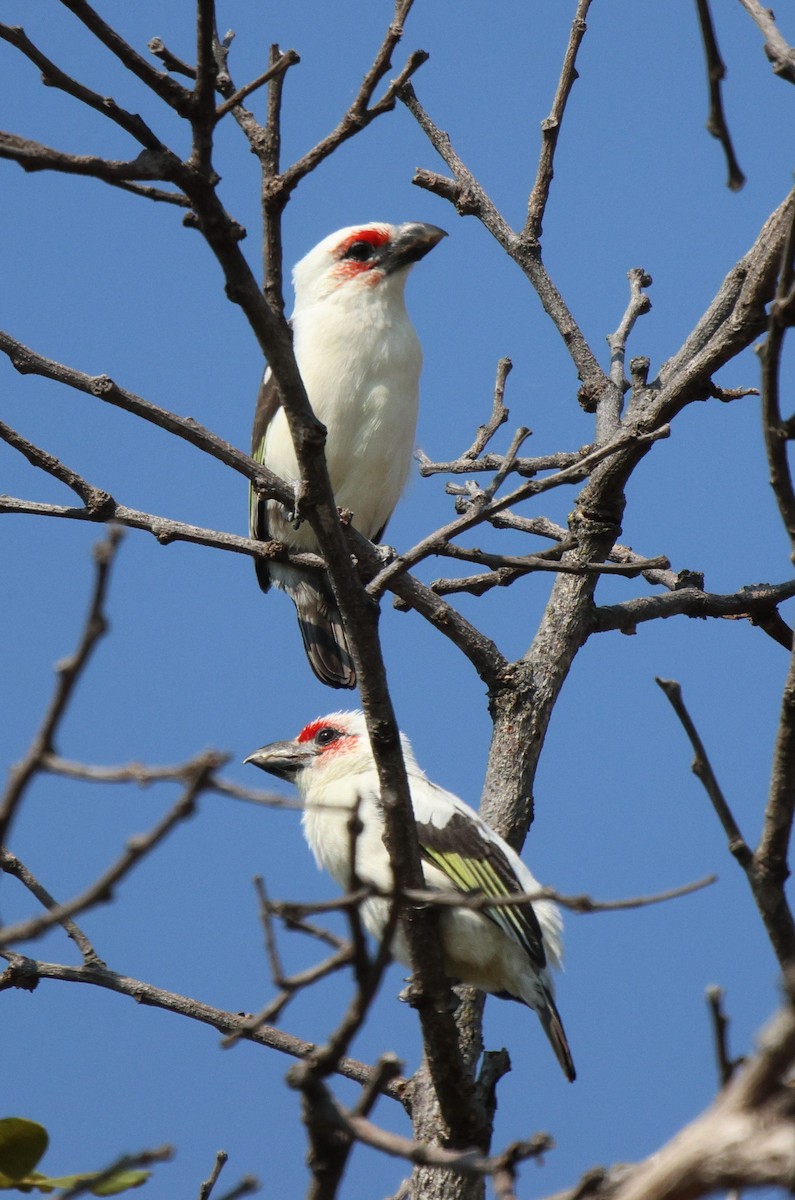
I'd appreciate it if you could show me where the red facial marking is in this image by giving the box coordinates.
[297,720,357,756]
[337,227,389,256]
[298,720,328,744]
[330,227,390,284]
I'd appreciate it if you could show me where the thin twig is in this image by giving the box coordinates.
[0,851,101,966]
[523,0,594,242]
[760,198,795,547]
[0,755,223,948]
[737,0,795,85]
[401,80,610,409]
[463,358,512,459]
[216,50,300,118]
[695,0,746,190]
[656,678,752,862]
[148,37,197,79]
[706,984,742,1087]
[606,269,653,402]
[593,580,795,637]
[0,528,122,846]
[199,1150,228,1200]
[0,24,165,150]
[0,954,406,1099]
[657,678,795,967]
[369,425,670,597]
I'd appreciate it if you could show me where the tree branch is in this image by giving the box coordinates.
[657,678,795,967]
[523,0,593,242]
[694,0,746,191]
[737,0,795,85]
[0,954,405,1099]
[0,527,122,846]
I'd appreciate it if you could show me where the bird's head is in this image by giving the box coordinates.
[244,710,419,789]
[291,222,446,309]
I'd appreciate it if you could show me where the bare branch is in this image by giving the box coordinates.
[216,50,300,118]
[656,188,795,409]
[0,419,114,512]
[0,851,100,966]
[274,2,428,201]
[370,425,670,597]
[462,357,512,459]
[593,579,795,637]
[609,1001,795,1200]
[0,753,224,948]
[706,985,742,1087]
[0,24,165,149]
[760,198,795,547]
[58,0,193,113]
[524,0,593,241]
[401,80,612,411]
[0,331,289,496]
[0,129,182,189]
[429,545,669,599]
[757,638,795,891]
[0,527,122,846]
[695,0,746,190]
[148,37,196,80]
[0,954,404,1098]
[198,1150,228,1200]
[657,678,795,967]
[606,269,653,403]
[656,678,754,863]
[737,0,795,84]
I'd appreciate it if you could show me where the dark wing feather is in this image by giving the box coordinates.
[415,809,547,970]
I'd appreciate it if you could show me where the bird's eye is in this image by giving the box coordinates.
[315,727,342,747]
[343,241,375,262]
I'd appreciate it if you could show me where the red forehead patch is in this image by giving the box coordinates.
[298,720,328,743]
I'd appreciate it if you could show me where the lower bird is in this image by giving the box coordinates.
[245,710,576,1081]
[250,221,446,689]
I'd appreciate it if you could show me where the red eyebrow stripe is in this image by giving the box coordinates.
[337,228,389,255]
[298,720,326,743]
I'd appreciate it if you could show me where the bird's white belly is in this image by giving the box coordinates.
[264,307,421,549]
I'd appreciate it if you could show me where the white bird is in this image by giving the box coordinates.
[245,710,576,1081]
[250,222,446,689]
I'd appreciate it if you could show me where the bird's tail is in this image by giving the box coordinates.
[292,573,356,690]
[538,987,576,1082]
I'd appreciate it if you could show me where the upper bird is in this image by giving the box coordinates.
[250,222,446,689]
[245,710,576,1081]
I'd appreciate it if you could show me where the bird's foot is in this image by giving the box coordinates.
[373,542,397,565]
[398,975,461,1014]
[287,480,308,529]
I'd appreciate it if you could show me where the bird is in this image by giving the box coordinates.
[250,221,447,690]
[245,710,576,1081]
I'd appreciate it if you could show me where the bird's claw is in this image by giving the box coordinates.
[288,480,308,530]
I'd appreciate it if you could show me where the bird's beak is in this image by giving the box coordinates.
[244,739,316,781]
[383,222,447,274]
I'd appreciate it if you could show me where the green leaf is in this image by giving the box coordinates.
[90,1169,150,1195]
[0,1168,149,1196]
[0,1121,49,1182]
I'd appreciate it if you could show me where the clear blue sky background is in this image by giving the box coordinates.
[2,3,795,1197]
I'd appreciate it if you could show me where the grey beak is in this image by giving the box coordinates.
[244,739,315,781]
[384,222,447,274]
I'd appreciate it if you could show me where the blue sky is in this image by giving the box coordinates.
[2,3,795,1197]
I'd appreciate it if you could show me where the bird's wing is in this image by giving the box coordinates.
[414,793,547,970]
[250,367,282,591]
